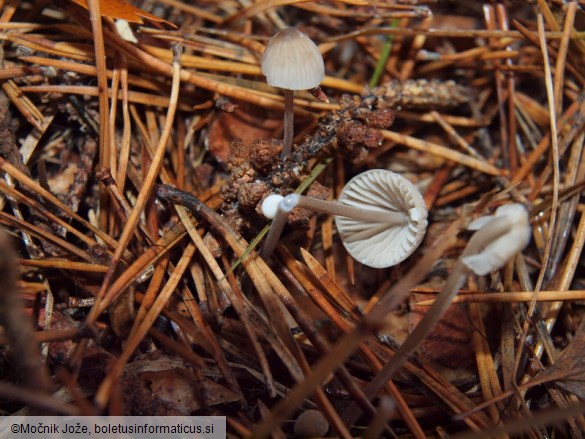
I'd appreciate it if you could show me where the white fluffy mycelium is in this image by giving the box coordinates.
[261,28,325,91]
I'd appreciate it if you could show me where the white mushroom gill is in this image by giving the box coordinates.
[335,170,428,268]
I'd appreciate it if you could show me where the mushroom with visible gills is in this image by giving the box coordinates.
[261,28,325,159]
[460,203,531,275]
[357,203,531,413]
[260,169,428,267]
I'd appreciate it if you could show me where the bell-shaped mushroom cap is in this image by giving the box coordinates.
[261,28,325,90]
[335,170,428,268]
[462,203,530,275]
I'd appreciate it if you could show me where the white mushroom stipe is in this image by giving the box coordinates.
[261,194,284,219]
[260,194,294,259]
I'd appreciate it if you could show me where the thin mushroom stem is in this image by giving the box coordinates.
[357,214,520,411]
[282,89,294,158]
[294,194,407,224]
[260,200,292,259]
[260,193,407,259]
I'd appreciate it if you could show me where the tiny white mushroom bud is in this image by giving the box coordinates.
[261,194,284,219]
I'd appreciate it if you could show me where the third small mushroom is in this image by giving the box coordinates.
[261,28,325,159]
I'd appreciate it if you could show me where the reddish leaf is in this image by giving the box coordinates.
[207,104,280,163]
[122,352,241,415]
[410,293,475,370]
[70,0,176,28]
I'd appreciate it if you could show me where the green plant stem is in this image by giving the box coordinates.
[369,36,393,88]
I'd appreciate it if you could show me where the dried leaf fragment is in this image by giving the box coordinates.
[69,0,176,27]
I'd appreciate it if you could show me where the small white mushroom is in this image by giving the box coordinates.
[260,169,428,268]
[261,28,325,159]
[462,203,531,275]
[361,203,531,402]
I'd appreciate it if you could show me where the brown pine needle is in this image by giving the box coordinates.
[93,242,197,410]
[3,2,585,436]
[82,45,183,338]
[18,258,109,272]
[416,290,585,305]
[381,129,505,175]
